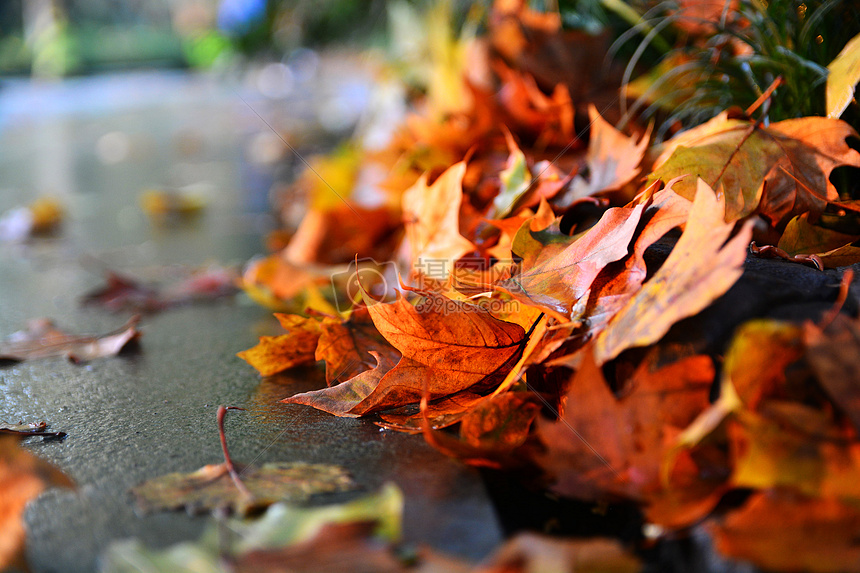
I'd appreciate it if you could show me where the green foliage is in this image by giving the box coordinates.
[613,0,860,136]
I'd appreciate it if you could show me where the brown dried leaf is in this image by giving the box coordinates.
[284,292,525,416]
[315,307,400,386]
[0,316,140,363]
[563,105,649,204]
[402,161,474,280]
[649,115,860,227]
[585,185,691,333]
[538,346,713,503]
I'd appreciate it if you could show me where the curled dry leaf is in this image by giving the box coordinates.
[584,184,691,333]
[0,315,141,363]
[594,179,752,365]
[0,421,66,440]
[284,292,526,416]
[778,213,860,257]
[498,201,646,321]
[0,434,73,571]
[82,266,238,313]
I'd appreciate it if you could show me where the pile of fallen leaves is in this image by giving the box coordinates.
[235,1,860,571]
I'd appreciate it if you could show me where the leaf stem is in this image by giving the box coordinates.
[216,405,253,500]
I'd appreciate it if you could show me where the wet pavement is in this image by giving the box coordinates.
[0,69,503,572]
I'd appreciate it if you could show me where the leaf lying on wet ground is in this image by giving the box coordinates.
[237,314,323,377]
[0,421,66,440]
[131,406,355,516]
[132,460,356,516]
[82,265,239,313]
[0,315,140,363]
[0,434,73,571]
[283,291,526,416]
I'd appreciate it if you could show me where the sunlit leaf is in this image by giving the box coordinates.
[499,201,646,321]
[826,31,860,119]
[594,179,752,364]
[237,314,322,377]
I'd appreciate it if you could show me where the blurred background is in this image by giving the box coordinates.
[0,0,398,75]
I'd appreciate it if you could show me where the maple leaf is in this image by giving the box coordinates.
[237,314,322,377]
[283,203,401,266]
[498,201,646,321]
[649,113,860,226]
[458,392,540,449]
[0,434,73,571]
[537,346,714,506]
[775,213,860,268]
[315,306,400,386]
[594,179,753,365]
[106,484,413,573]
[778,213,860,256]
[560,105,649,205]
[0,316,140,363]
[284,292,526,416]
[401,161,475,281]
[494,64,575,149]
[132,461,355,517]
[132,406,355,516]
